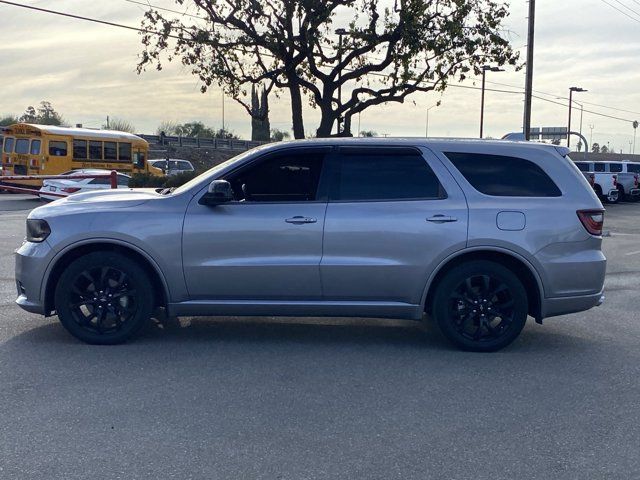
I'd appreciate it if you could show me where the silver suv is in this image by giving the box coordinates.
[15,139,606,351]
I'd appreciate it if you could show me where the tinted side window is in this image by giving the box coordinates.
[594,163,605,172]
[89,177,111,185]
[49,141,68,156]
[119,143,132,161]
[228,151,325,202]
[574,162,590,172]
[445,152,561,197]
[73,139,87,159]
[609,163,623,173]
[104,142,117,160]
[89,141,102,160]
[334,151,443,201]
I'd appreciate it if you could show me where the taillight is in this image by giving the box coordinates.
[589,173,595,185]
[577,210,605,236]
[61,187,81,193]
[613,175,617,187]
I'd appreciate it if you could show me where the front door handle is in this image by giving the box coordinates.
[285,216,317,225]
[426,215,458,223]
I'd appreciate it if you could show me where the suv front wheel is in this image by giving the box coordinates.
[432,260,528,352]
[54,252,154,345]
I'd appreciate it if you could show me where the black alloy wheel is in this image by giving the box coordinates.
[55,252,153,344]
[432,261,528,352]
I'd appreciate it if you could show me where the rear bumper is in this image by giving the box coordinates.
[541,289,605,319]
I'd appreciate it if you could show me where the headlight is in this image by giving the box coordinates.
[26,219,51,243]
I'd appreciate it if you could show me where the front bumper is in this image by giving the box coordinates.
[14,241,52,316]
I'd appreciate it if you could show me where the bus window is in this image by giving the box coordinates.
[73,139,87,159]
[119,143,132,161]
[89,141,102,160]
[15,139,29,154]
[3,137,14,153]
[104,142,117,160]
[30,139,41,155]
[49,141,68,156]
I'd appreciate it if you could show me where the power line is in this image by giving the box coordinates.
[533,95,635,123]
[1,0,637,125]
[610,0,640,18]
[599,0,640,24]
[123,0,205,21]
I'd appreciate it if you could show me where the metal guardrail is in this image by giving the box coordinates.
[138,134,267,151]
[0,171,119,198]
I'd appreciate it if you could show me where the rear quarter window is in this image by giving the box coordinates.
[444,152,562,197]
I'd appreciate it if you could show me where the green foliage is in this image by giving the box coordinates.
[270,128,291,142]
[163,171,199,187]
[105,118,136,133]
[137,0,520,138]
[592,143,600,154]
[360,130,377,137]
[19,101,65,126]
[129,171,199,188]
[158,121,240,139]
[128,173,167,188]
[0,115,18,126]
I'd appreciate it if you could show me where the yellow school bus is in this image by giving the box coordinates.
[1,123,162,187]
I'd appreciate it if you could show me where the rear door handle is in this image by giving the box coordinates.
[285,216,317,225]
[426,215,458,223]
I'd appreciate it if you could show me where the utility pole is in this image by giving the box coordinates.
[480,66,504,138]
[633,121,638,154]
[589,124,595,148]
[106,116,110,129]
[425,104,438,137]
[523,0,536,140]
[222,90,225,132]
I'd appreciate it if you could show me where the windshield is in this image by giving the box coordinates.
[171,150,254,195]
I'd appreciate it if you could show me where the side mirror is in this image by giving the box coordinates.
[199,180,234,206]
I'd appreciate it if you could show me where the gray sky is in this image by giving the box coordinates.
[1,0,639,151]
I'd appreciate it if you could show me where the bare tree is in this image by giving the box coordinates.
[138,0,519,138]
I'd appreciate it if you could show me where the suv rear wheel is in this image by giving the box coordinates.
[54,252,153,344]
[432,260,528,352]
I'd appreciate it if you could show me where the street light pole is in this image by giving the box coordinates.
[426,104,438,138]
[523,0,536,140]
[568,86,587,148]
[480,66,504,139]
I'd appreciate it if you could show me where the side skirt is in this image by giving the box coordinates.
[167,300,423,321]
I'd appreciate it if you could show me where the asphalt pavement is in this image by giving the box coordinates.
[0,194,639,480]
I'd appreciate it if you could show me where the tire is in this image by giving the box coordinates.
[616,185,625,203]
[54,252,154,345]
[432,260,528,352]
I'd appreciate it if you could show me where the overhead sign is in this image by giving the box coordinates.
[540,127,568,140]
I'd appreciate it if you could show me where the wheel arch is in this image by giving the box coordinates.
[422,247,544,322]
[43,239,170,316]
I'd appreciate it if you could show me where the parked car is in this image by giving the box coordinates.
[149,159,195,176]
[16,139,606,352]
[574,160,640,202]
[572,161,620,203]
[38,169,131,201]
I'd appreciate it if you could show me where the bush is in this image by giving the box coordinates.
[129,171,199,189]
[163,171,199,188]
[129,173,167,188]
